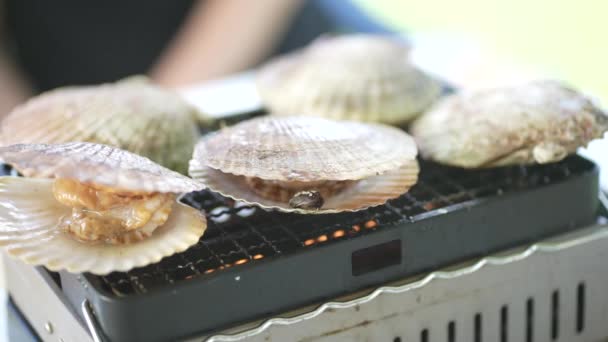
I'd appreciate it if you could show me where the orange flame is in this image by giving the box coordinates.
[317,234,328,243]
[333,230,345,238]
[253,254,264,260]
[235,258,248,265]
[304,239,315,246]
[364,220,377,229]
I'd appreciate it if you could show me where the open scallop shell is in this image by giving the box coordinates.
[0,177,206,275]
[0,142,203,193]
[0,76,200,174]
[410,80,608,168]
[195,116,418,182]
[256,34,441,125]
[190,161,419,214]
[190,116,419,213]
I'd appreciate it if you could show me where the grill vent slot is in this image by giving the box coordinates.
[474,313,482,342]
[447,321,455,342]
[526,297,534,342]
[577,282,586,333]
[420,328,429,342]
[500,305,509,342]
[551,289,559,340]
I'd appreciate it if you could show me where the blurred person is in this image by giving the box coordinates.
[0,0,392,117]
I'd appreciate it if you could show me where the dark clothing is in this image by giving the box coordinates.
[3,0,392,92]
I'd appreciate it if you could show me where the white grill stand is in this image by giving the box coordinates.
[205,222,608,342]
[7,219,608,342]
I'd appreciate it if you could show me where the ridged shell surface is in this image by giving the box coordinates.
[256,34,441,124]
[0,77,199,173]
[192,116,418,182]
[190,160,419,214]
[411,80,608,168]
[0,177,206,275]
[0,142,204,193]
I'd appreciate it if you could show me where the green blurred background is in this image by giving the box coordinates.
[357,0,607,102]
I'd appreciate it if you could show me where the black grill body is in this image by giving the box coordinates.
[46,156,599,342]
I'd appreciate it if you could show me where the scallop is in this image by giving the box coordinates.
[0,142,207,274]
[410,80,608,168]
[189,116,419,214]
[256,34,442,125]
[0,76,201,174]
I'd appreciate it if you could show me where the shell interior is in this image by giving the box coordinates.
[190,160,419,214]
[0,177,207,275]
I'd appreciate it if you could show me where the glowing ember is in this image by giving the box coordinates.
[365,220,377,229]
[317,235,328,242]
[253,254,264,260]
[304,239,315,246]
[333,230,345,238]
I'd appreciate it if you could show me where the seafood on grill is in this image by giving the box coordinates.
[189,116,420,214]
[256,34,442,125]
[0,142,207,274]
[0,76,201,174]
[410,80,608,168]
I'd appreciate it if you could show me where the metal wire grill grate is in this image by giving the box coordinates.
[93,156,590,296]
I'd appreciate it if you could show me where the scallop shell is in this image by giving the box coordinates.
[0,76,200,174]
[189,116,419,213]
[411,80,608,168]
[0,142,203,193]
[194,116,418,182]
[0,177,206,275]
[190,161,419,214]
[256,34,441,125]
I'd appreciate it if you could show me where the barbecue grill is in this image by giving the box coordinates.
[4,146,607,341]
[3,72,608,341]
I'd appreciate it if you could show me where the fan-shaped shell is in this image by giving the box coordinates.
[190,160,419,214]
[193,116,418,182]
[411,80,608,168]
[0,76,200,173]
[0,142,204,193]
[0,177,206,275]
[256,34,441,125]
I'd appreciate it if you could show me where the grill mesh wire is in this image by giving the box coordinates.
[96,156,589,296]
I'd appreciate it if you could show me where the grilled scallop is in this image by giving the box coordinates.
[411,80,608,168]
[189,116,419,214]
[0,76,200,174]
[256,34,441,125]
[0,142,206,275]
